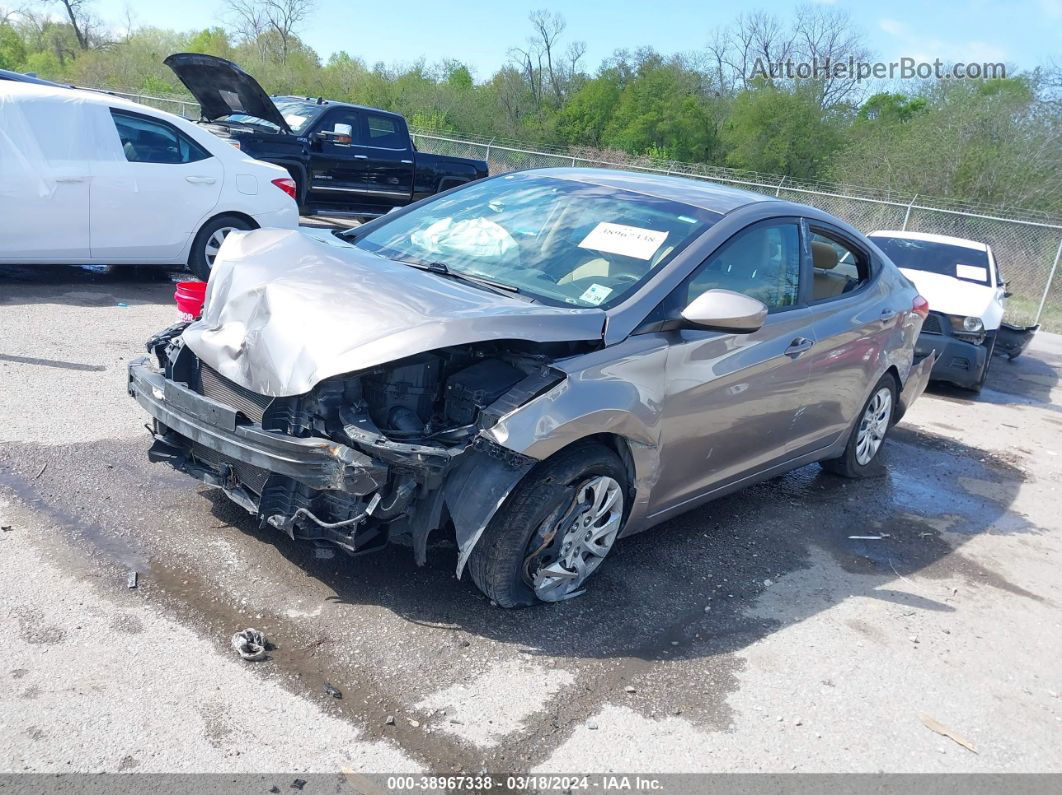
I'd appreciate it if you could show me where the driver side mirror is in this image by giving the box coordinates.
[681,289,767,333]
[316,122,353,144]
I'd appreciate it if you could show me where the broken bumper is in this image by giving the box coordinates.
[897,350,937,419]
[915,331,985,388]
[127,358,386,495]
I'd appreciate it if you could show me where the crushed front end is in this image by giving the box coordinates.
[129,323,568,567]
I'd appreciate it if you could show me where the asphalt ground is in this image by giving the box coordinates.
[1,262,1060,776]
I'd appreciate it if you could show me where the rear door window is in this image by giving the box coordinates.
[111,110,210,164]
[364,113,407,149]
[808,228,871,302]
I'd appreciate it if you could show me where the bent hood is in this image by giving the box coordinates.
[182,229,606,396]
[164,53,291,133]
[899,268,1003,329]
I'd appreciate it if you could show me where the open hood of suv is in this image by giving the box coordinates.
[182,229,607,397]
[164,53,291,133]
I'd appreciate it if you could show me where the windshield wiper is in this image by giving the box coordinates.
[398,259,530,300]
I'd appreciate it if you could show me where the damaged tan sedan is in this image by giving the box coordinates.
[129,168,935,606]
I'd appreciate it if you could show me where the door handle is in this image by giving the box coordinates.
[185,176,216,184]
[353,154,368,159]
[879,309,897,322]
[784,337,814,357]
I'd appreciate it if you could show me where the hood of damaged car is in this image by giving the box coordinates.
[181,229,606,397]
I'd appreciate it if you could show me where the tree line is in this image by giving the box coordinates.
[1,1,1059,215]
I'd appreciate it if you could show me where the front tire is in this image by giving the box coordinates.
[820,373,897,478]
[188,215,254,281]
[467,443,628,608]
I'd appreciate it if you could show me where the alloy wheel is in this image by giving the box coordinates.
[204,226,237,266]
[527,475,624,602]
[856,387,892,466]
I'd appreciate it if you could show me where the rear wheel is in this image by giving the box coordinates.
[820,374,897,478]
[467,443,627,608]
[188,215,254,281]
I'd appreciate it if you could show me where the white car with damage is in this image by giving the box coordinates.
[868,230,1007,391]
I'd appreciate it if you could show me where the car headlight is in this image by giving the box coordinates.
[962,316,984,333]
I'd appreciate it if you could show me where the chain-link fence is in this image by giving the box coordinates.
[104,89,1062,329]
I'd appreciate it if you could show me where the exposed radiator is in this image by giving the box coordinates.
[197,364,272,424]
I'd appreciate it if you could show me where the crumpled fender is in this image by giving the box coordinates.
[444,444,535,578]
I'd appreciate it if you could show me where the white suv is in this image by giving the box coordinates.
[0,81,298,279]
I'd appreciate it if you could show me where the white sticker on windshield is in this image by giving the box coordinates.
[579,283,613,305]
[578,222,669,260]
[956,264,988,281]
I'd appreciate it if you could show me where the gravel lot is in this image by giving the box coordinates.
[1,262,1060,775]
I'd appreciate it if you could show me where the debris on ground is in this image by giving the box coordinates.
[126,571,138,589]
[324,682,342,699]
[624,685,637,693]
[848,535,884,540]
[763,578,774,587]
[231,628,268,661]
[34,463,47,479]
[587,721,599,730]
[919,712,978,754]
[291,779,307,790]
[407,718,420,728]
[1,525,13,532]
[385,715,395,725]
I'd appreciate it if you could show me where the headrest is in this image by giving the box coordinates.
[811,240,838,270]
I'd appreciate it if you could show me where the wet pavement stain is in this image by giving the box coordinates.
[0,414,1047,768]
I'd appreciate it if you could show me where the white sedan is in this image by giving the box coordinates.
[0,81,299,279]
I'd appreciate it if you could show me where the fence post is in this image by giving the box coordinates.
[902,194,918,230]
[1034,237,1062,326]
[774,175,786,196]
[484,137,495,164]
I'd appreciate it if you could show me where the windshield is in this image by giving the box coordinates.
[353,173,717,308]
[870,235,992,286]
[217,99,319,134]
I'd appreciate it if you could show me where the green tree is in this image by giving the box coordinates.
[0,23,27,69]
[601,59,719,162]
[721,84,840,178]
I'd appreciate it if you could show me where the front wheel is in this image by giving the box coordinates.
[467,443,628,608]
[820,374,897,478]
[188,215,254,281]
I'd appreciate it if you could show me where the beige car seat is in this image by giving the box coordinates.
[811,240,848,299]
[557,242,674,285]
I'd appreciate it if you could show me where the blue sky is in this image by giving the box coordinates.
[96,0,1061,79]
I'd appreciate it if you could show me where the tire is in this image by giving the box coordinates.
[820,373,898,479]
[968,332,996,394]
[188,215,254,281]
[467,442,628,608]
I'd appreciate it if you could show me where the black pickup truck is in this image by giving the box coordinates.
[164,54,488,219]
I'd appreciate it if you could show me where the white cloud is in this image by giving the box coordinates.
[877,17,1008,65]
[878,18,907,36]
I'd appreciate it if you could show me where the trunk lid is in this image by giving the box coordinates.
[182,229,606,396]
[164,53,291,134]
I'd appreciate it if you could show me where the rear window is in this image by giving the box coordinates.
[870,235,991,285]
[365,114,406,148]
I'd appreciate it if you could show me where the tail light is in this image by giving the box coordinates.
[271,177,297,200]
[912,295,929,318]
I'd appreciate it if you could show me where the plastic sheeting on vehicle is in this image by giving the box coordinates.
[0,81,123,200]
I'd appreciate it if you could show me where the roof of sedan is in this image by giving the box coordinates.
[531,168,774,214]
